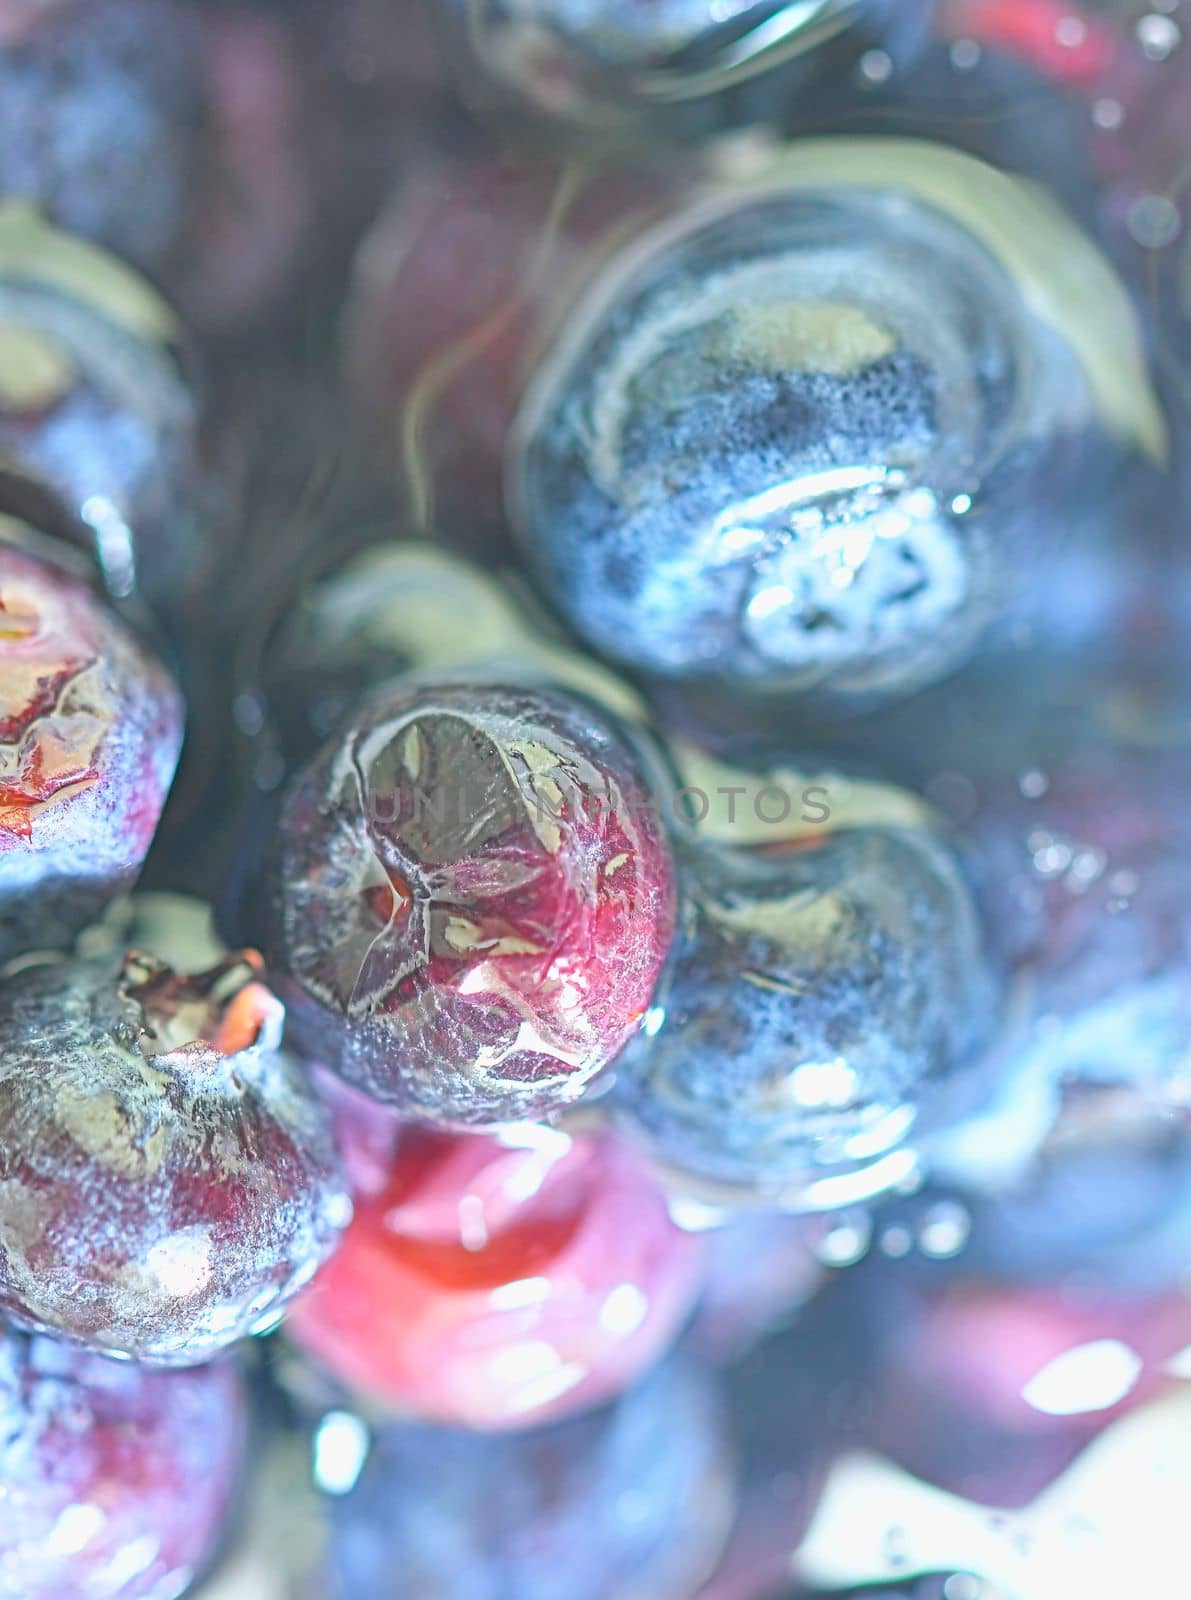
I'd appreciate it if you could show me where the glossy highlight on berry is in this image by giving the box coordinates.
[615,816,998,1201]
[267,679,677,1125]
[288,1120,704,1429]
[511,139,1162,700]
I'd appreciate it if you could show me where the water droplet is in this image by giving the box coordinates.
[1128,194,1181,249]
[880,1223,913,1258]
[950,38,982,69]
[233,690,265,736]
[859,48,893,84]
[810,1208,872,1267]
[1137,12,1181,59]
[918,1200,971,1259]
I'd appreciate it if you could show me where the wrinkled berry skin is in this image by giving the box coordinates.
[288,1122,703,1429]
[511,155,1155,700]
[0,210,204,607]
[615,823,997,1199]
[0,541,182,963]
[267,680,677,1126]
[0,0,200,272]
[322,1358,731,1599]
[0,1325,245,1600]
[0,946,349,1364]
[435,0,930,139]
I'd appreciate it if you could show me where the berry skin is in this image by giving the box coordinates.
[0,942,349,1364]
[0,540,182,964]
[0,1325,245,1600]
[287,1121,704,1429]
[0,0,200,272]
[320,1358,731,1600]
[857,1255,1191,1510]
[0,207,204,607]
[614,821,997,1200]
[927,736,1191,1280]
[692,1210,824,1360]
[248,542,644,779]
[266,679,677,1126]
[433,0,931,138]
[509,141,1161,701]
[952,1103,1191,1295]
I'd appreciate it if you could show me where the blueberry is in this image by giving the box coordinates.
[0,1325,245,1600]
[511,143,1162,700]
[0,208,205,608]
[320,1357,731,1600]
[614,820,998,1199]
[0,0,201,272]
[0,936,349,1364]
[287,1122,704,1429]
[0,539,182,964]
[266,679,677,1125]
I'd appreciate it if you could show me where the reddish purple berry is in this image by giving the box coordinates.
[267,680,677,1125]
[0,942,349,1364]
[0,1325,245,1600]
[0,539,182,964]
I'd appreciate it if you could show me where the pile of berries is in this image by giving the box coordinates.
[1,1,1190,1596]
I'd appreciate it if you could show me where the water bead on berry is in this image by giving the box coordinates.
[511,139,1162,701]
[288,1121,704,1429]
[0,207,205,607]
[266,679,676,1125]
[0,1326,245,1600]
[0,538,182,963]
[320,1358,731,1600]
[0,941,349,1363]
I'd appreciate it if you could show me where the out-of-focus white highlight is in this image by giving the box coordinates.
[313,1411,370,1496]
[797,1387,1191,1600]
[1020,1340,1142,1417]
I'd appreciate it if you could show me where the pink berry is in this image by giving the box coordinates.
[288,1121,704,1429]
[0,944,350,1363]
[267,680,677,1125]
[0,1326,245,1600]
[0,540,182,963]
